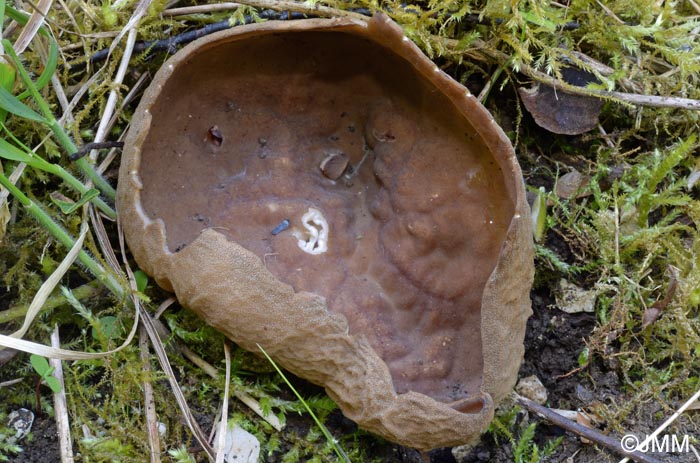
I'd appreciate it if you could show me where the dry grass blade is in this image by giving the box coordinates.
[118,220,215,461]
[89,27,138,164]
[108,0,152,56]
[140,325,162,463]
[90,207,120,272]
[0,161,26,219]
[12,0,54,54]
[137,303,216,461]
[214,341,232,463]
[149,313,284,431]
[50,325,74,463]
[0,307,140,359]
[7,222,87,340]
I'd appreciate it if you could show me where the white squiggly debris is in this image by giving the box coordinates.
[293,208,328,255]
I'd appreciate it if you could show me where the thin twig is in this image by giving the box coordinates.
[594,0,626,24]
[516,396,664,463]
[450,36,700,110]
[0,378,23,388]
[50,326,74,463]
[86,10,309,64]
[70,141,124,161]
[140,325,162,463]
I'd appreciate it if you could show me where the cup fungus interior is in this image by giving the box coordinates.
[137,30,514,405]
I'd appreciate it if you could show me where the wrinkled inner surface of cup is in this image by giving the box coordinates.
[138,30,513,404]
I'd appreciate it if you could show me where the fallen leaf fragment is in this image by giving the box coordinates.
[518,66,603,135]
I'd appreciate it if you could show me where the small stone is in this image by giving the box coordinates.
[575,384,594,403]
[516,375,548,405]
[319,151,349,180]
[555,170,590,199]
[556,279,597,313]
[451,442,476,460]
[8,408,34,439]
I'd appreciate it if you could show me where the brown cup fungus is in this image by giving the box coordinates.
[117,15,533,450]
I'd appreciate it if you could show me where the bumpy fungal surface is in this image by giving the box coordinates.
[119,16,533,449]
[138,31,510,402]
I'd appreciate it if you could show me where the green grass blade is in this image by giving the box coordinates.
[258,344,351,463]
[2,39,52,119]
[0,85,47,122]
[17,37,59,99]
[0,137,52,170]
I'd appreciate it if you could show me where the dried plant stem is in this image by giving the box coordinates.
[50,326,75,463]
[516,396,663,463]
[154,318,284,432]
[444,36,700,111]
[689,0,700,14]
[137,304,216,461]
[140,326,162,463]
[163,3,241,16]
[88,27,137,164]
[235,0,368,21]
[0,161,25,214]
